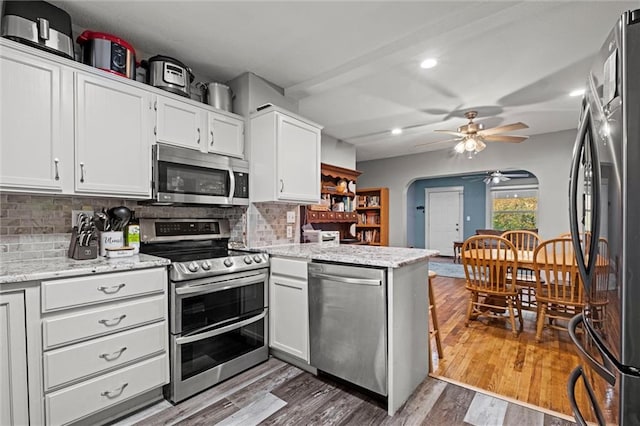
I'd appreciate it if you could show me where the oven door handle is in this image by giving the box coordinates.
[175,272,268,296]
[175,308,267,345]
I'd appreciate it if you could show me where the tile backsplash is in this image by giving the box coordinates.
[0,193,246,261]
[1,193,299,261]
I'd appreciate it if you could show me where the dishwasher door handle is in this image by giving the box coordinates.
[309,272,381,286]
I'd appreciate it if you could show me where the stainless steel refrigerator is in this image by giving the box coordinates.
[567,8,640,426]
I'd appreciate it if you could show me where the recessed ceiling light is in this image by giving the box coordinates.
[391,128,403,135]
[570,88,585,97]
[420,58,438,69]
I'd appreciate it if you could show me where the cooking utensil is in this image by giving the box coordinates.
[144,55,194,97]
[205,82,234,112]
[77,30,137,79]
[110,206,132,231]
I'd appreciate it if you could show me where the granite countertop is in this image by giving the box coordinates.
[245,243,438,268]
[0,254,170,284]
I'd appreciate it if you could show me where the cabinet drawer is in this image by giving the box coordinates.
[271,257,308,279]
[42,268,166,312]
[307,211,319,221]
[43,294,166,348]
[44,321,166,390]
[46,354,168,426]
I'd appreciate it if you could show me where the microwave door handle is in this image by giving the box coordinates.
[175,272,268,295]
[175,308,267,345]
[228,168,236,201]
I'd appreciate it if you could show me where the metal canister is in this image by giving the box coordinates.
[206,82,233,112]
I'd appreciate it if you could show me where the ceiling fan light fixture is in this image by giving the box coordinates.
[454,141,466,153]
[492,175,501,184]
[570,88,585,97]
[464,137,477,152]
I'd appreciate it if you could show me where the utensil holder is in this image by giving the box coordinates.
[100,231,124,256]
[68,228,98,260]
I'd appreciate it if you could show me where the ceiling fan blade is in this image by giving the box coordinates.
[414,137,462,147]
[434,130,467,137]
[478,122,529,136]
[503,173,530,178]
[483,135,529,143]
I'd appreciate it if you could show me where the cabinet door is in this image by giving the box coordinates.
[0,292,29,426]
[0,49,64,192]
[75,74,152,197]
[269,257,309,362]
[155,96,205,150]
[276,114,320,202]
[207,112,244,158]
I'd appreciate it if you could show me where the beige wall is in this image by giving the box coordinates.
[356,129,577,247]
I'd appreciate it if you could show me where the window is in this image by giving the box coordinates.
[490,186,538,231]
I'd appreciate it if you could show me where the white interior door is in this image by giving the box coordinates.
[426,188,463,256]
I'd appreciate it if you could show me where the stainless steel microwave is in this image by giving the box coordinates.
[151,143,249,206]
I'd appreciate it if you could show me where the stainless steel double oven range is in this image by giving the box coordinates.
[139,218,269,403]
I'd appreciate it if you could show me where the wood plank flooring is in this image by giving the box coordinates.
[112,357,574,426]
[429,272,593,423]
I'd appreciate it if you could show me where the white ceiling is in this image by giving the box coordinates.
[53,1,637,161]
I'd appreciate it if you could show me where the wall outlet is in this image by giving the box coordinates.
[286,225,293,238]
[71,210,94,228]
[286,210,296,224]
[466,216,471,221]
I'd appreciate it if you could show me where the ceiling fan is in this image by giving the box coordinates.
[463,170,531,184]
[418,111,529,156]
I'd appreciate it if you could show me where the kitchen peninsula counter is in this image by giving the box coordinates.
[249,242,437,415]
[245,243,438,268]
[0,253,170,284]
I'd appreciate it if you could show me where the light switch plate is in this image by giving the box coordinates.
[286,211,296,223]
[286,225,293,238]
[71,210,94,228]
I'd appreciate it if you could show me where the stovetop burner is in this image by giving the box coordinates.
[138,218,269,281]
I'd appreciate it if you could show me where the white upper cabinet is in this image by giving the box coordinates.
[154,95,207,150]
[0,47,69,192]
[75,74,152,197]
[250,108,321,204]
[207,112,244,158]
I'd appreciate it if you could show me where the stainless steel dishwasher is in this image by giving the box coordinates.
[308,262,387,396]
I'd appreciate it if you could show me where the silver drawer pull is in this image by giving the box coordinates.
[98,346,127,361]
[97,283,126,294]
[100,383,128,399]
[98,314,127,327]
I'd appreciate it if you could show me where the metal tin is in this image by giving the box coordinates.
[206,82,233,112]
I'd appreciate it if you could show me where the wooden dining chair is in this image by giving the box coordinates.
[501,230,542,310]
[462,235,523,337]
[557,231,592,254]
[533,238,585,342]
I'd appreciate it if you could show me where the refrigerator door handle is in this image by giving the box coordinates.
[567,365,606,426]
[568,313,616,385]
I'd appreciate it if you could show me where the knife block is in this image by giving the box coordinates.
[68,228,98,260]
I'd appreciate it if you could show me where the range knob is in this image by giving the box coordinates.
[253,255,263,263]
[244,256,253,265]
[187,261,199,272]
[201,260,212,270]
[223,258,234,268]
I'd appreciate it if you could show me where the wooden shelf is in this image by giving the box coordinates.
[355,187,389,246]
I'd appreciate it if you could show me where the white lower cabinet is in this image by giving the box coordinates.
[0,291,29,426]
[269,257,310,362]
[41,267,169,425]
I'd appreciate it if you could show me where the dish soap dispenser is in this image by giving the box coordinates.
[125,210,140,254]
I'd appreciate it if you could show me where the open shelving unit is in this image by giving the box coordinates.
[356,187,389,246]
